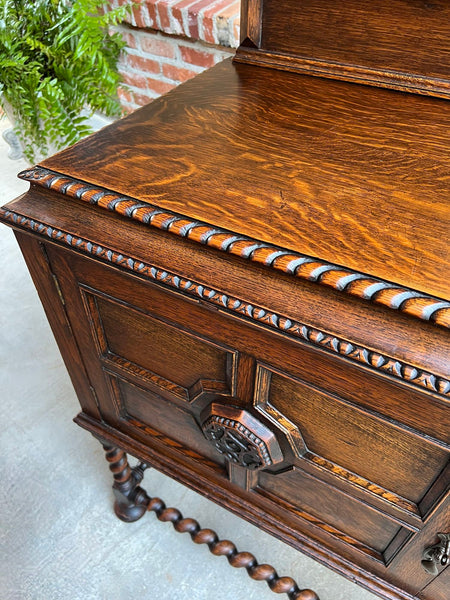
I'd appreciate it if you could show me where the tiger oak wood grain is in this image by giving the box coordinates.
[114,377,228,467]
[94,294,232,391]
[2,4,449,598]
[5,192,449,600]
[7,186,450,384]
[257,467,400,555]
[17,166,450,328]
[41,59,450,300]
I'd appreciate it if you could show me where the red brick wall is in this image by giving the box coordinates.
[111,1,240,113]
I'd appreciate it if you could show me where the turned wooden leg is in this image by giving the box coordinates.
[101,442,150,522]
[96,440,320,599]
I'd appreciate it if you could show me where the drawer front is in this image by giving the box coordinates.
[44,243,449,598]
[256,365,447,505]
[82,287,238,469]
[254,363,448,564]
[92,293,234,399]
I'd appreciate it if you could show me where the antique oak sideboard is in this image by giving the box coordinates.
[1,1,449,599]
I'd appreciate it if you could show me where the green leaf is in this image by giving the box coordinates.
[0,0,131,162]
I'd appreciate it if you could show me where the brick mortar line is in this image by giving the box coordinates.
[116,0,240,48]
[116,22,235,53]
[123,48,212,73]
[119,65,203,88]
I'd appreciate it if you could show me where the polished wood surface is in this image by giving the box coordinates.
[16,166,450,329]
[40,59,450,300]
[1,3,449,598]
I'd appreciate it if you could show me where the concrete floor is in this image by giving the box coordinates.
[0,118,380,600]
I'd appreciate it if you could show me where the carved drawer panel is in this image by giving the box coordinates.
[84,291,235,404]
[108,375,227,467]
[78,286,241,468]
[256,366,448,505]
[253,363,449,566]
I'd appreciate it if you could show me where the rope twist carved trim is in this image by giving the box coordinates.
[16,166,450,328]
[1,207,449,399]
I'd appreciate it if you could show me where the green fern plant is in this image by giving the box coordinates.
[0,0,130,161]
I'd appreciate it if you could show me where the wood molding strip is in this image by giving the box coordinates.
[16,166,450,329]
[2,206,449,401]
[233,49,450,99]
[103,353,189,401]
[307,455,419,518]
[254,369,421,519]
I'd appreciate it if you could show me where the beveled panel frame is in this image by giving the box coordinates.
[253,363,449,535]
[80,286,239,406]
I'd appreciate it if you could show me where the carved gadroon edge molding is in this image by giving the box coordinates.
[2,207,449,399]
[16,166,450,329]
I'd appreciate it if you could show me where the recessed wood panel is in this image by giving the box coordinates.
[261,0,450,85]
[94,295,233,395]
[263,369,448,504]
[115,376,226,467]
[258,467,399,555]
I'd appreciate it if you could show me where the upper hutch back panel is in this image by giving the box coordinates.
[236,0,450,98]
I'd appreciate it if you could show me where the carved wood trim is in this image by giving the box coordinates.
[104,352,231,405]
[307,456,420,518]
[233,49,450,100]
[80,286,237,403]
[104,354,233,404]
[15,167,450,329]
[104,353,189,400]
[127,417,222,472]
[201,403,284,470]
[2,206,449,401]
[254,366,308,458]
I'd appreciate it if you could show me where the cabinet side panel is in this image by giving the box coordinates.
[14,233,101,419]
